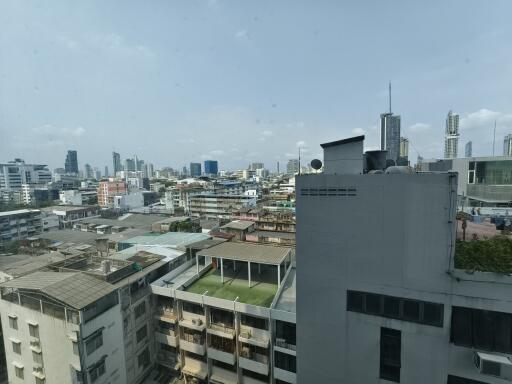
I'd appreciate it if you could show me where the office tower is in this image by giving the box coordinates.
[182,166,188,177]
[504,134,512,156]
[444,110,460,158]
[286,159,300,174]
[136,159,144,172]
[104,166,109,178]
[94,167,102,180]
[380,83,401,164]
[204,160,218,176]
[112,151,121,174]
[398,137,409,165]
[0,160,52,191]
[64,150,78,174]
[83,164,94,179]
[249,162,264,171]
[190,162,201,177]
[465,141,473,157]
[125,158,136,172]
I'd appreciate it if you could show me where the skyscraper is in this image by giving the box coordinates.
[125,158,136,172]
[444,110,459,159]
[104,166,109,178]
[504,134,512,156]
[84,163,94,179]
[64,150,78,174]
[190,162,201,177]
[380,84,401,164]
[204,160,218,176]
[465,141,473,157]
[286,159,300,174]
[112,151,121,174]
[398,137,409,165]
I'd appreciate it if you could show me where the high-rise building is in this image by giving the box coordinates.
[296,135,512,383]
[0,159,52,191]
[444,110,460,159]
[143,163,154,179]
[398,137,409,165]
[204,160,218,176]
[190,162,201,177]
[286,159,300,174]
[104,165,109,178]
[112,151,122,174]
[125,158,136,172]
[504,134,512,156]
[64,150,78,174]
[465,141,473,157]
[380,83,401,164]
[249,162,264,171]
[84,163,94,179]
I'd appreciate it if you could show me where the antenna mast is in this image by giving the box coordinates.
[389,82,392,114]
[493,120,496,156]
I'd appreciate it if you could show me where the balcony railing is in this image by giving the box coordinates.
[181,333,204,345]
[157,327,175,336]
[240,350,268,364]
[275,339,296,351]
[209,322,234,335]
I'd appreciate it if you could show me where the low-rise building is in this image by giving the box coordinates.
[189,194,257,219]
[98,179,128,207]
[0,210,42,245]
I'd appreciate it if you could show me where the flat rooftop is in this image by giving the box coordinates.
[121,232,211,249]
[0,253,66,279]
[252,230,295,240]
[0,209,40,217]
[197,242,291,265]
[185,268,278,307]
[220,220,255,230]
[39,229,102,245]
[82,213,172,229]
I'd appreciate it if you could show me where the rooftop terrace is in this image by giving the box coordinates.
[185,265,278,307]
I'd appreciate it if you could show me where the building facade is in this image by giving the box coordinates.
[190,163,202,178]
[380,113,401,164]
[286,160,299,175]
[444,110,460,159]
[97,179,128,207]
[189,194,257,219]
[465,141,473,158]
[204,161,218,176]
[65,150,79,174]
[0,160,52,191]
[0,209,42,245]
[504,134,512,157]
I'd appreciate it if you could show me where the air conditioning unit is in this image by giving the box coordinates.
[474,351,512,380]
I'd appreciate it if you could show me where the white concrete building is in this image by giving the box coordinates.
[296,135,512,384]
[0,160,52,192]
[0,210,42,245]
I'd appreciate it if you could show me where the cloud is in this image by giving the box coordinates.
[296,140,306,147]
[261,130,273,137]
[33,124,86,137]
[86,33,155,58]
[352,127,365,135]
[235,30,248,39]
[409,123,431,132]
[460,109,512,132]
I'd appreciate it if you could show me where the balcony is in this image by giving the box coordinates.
[274,367,296,383]
[210,366,238,384]
[154,308,177,323]
[156,350,179,370]
[207,323,235,339]
[274,339,296,355]
[239,350,269,375]
[179,318,206,332]
[208,347,236,365]
[180,334,206,355]
[182,357,207,381]
[29,340,42,354]
[239,329,269,349]
[155,328,178,347]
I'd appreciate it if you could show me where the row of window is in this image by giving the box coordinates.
[8,316,39,337]
[14,366,45,383]
[300,187,357,196]
[347,290,444,327]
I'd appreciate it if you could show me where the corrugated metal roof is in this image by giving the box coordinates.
[121,232,210,248]
[197,242,291,265]
[0,271,116,309]
[220,220,255,230]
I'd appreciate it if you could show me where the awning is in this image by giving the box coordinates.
[11,361,23,369]
[27,319,38,326]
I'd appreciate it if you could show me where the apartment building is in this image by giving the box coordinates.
[150,242,297,384]
[296,135,512,384]
[189,194,257,219]
[0,160,52,191]
[97,179,127,207]
[0,210,42,245]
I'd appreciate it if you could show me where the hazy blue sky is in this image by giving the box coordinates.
[1,1,511,171]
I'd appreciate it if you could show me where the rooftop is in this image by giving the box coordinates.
[252,230,296,240]
[82,213,172,229]
[39,229,102,245]
[0,271,116,309]
[0,209,40,217]
[120,232,211,249]
[197,242,291,265]
[0,252,66,279]
[220,220,255,231]
[185,267,278,307]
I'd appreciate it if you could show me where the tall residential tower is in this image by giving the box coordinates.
[64,150,78,174]
[380,83,401,164]
[444,111,460,158]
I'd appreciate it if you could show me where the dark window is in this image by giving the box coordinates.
[85,330,103,355]
[137,347,150,369]
[275,320,296,346]
[450,306,512,354]
[403,300,420,322]
[347,291,364,312]
[384,296,401,318]
[274,351,296,373]
[182,301,203,315]
[347,290,444,327]
[365,293,382,315]
[136,325,148,343]
[134,301,146,319]
[447,375,490,384]
[241,314,268,330]
[380,327,401,383]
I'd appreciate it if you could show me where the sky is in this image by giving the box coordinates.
[1,1,512,172]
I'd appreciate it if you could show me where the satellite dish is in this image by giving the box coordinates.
[311,159,323,170]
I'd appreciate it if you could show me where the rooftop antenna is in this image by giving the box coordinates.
[493,120,496,156]
[388,81,392,114]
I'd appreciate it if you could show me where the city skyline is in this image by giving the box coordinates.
[1,2,512,170]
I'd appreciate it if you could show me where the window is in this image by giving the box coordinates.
[274,351,296,373]
[85,330,103,355]
[275,320,296,346]
[134,301,146,319]
[241,314,268,330]
[89,359,106,383]
[12,341,21,354]
[15,366,23,379]
[447,375,490,384]
[35,378,45,384]
[182,301,203,315]
[450,307,512,354]
[9,316,18,330]
[380,327,401,383]
[32,350,43,364]
[28,323,39,338]
[347,291,444,327]
[136,325,147,343]
[137,347,150,369]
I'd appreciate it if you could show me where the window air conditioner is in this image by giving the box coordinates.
[474,351,512,380]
